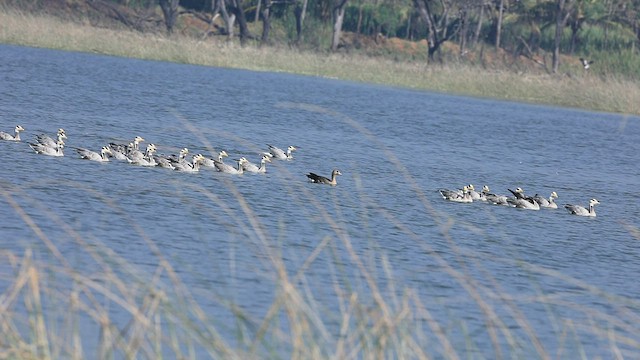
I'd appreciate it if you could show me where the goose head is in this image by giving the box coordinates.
[482,185,490,193]
[262,155,272,163]
[218,150,229,160]
[589,198,600,206]
[550,191,559,199]
[332,169,342,177]
[15,125,25,132]
[101,146,112,155]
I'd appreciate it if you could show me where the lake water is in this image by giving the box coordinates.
[1,43,639,358]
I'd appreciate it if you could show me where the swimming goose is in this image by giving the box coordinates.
[533,191,559,209]
[467,184,484,201]
[307,169,342,186]
[439,186,473,203]
[174,154,205,172]
[0,125,25,141]
[267,144,296,160]
[483,187,509,206]
[200,150,228,168]
[507,196,540,210]
[127,142,155,163]
[242,155,272,173]
[565,198,599,217]
[76,146,112,162]
[29,139,64,157]
[131,144,158,167]
[36,128,66,148]
[213,157,246,174]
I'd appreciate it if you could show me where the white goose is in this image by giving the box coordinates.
[507,196,540,210]
[36,128,66,148]
[267,144,296,160]
[201,150,228,168]
[242,155,272,173]
[174,154,205,173]
[0,125,25,141]
[439,186,473,203]
[214,157,246,174]
[131,144,158,167]
[30,139,64,157]
[76,146,112,162]
[565,198,599,217]
[533,191,559,209]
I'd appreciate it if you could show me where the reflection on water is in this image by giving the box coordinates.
[1,44,639,357]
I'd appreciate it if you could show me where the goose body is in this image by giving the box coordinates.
[174,154,204,173]
[267,144,296,160]
[439,186,473,203]
[131,145,158,167]
[201,151,228,168]
[0,125,25,141]
[76,146,112,162]
[307,169,342,186]
[242,155,272,173]
[30,140,64,157]
[533,191,559,209]
[214,158,246,174]
[507,196,540,210]
[565,198,599,217]
[467,184,484,201]
[36,128,66,148]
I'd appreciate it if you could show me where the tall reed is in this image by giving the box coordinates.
[1,106,639,358]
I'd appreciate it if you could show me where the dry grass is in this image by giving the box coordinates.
[1,6,639,115]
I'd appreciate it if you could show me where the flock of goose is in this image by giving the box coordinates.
[1,125,600,212]
[438,184,600,217]
[1,125,342,185]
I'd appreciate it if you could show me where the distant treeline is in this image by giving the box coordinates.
[18,0,640,76]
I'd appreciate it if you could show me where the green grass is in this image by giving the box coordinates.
[1,5,639,115]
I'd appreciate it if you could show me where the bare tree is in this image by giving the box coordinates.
[494,0,504,50]
[413,0,459,59]
[294,0,309,44]
[552,0,576,73]
[331,0,349,51]
[159,0,180,33]
[261,0,272,45]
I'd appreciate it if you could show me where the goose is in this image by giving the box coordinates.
[0,125,25,141]
[127,142,154,162]
[507,196,540,210]
[580,58,594,70]
[467,184,484,201]
[174,154,205,173]
[29,139,64,157]
[439,186,473,203]
[76,146,112,162]
[201,150,228,168]
[565,198,599,217]
[131,144,158,167]
[36,128,66,148]
[267,144,296,160]
[109,142,133,161]
[213,157,246,174]
[307,169,342,186]
[483,187,509,206]
[533,191,559,209]
[242,155,272,173]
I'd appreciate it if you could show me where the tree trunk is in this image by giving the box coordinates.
[472,0,484,47]
[261,0,272,45]
[218,0,235,39]
[158,0,180,34]
[229,0,252,45]
[413,0,439,59]
[331,0,348,51]
[552,0,575,73]
[495,0,504,50]
[459,7,469,55]
[294,0,308,44]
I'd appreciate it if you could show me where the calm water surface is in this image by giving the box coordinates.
[1,44,639,357]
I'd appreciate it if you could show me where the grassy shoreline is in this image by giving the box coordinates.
[1,6,639,116]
